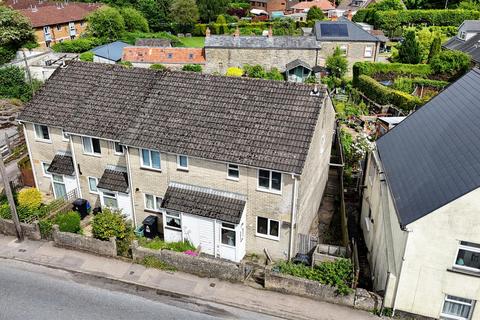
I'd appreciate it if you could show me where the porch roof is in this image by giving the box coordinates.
[162,183,246,224]
[47,154,75,176]
[97,167,129,193]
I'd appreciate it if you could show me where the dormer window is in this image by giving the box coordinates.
[459,31,467,40]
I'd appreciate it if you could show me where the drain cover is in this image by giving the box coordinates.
[209,283,216,288]
[18,249,26,252]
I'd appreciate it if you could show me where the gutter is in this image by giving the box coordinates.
[289,174,299,260]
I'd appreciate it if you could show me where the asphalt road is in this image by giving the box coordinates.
[0,259,279,320]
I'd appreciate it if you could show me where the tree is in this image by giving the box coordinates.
[87,6,126,40]
[197,0,230,22]
[121,8,149,32]
[427,36,442,63]
[170,0,199,33]
[306,6,324,21]
[370,0,406,10]
[0,6,35,64]
[216,14,227,34]
[326,47,348,79]
[0,66,41,102]
[397,30,422,64]
[136,0,172,32]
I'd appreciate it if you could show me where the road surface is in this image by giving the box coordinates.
[0,259,279,320]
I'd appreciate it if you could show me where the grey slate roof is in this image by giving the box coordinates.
[18,61,325,174]
[313,18,380,42]
[97,167,129,193]
[47,154,75,176]
[161,183,246,224]
[91,41,130,62]
[443,34,480,64]
[461,20,480,32]
[204,35,321,49]
[376,68,480,226]
[135,38,171,47]
[285,59,312,71]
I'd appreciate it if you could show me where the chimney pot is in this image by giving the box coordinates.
[234,26,240,37]
[268,25,273,37]
[205,27,211,37]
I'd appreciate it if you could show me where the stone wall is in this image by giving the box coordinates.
[0,218,41,240]
[52,225,117,257]
[264,267,381,312]
[132,240,245,282]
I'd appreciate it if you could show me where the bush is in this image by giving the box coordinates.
[17,188,42,211]
[0,66,42,102]
[276,259,353,295]
[51,38,102,53]
[87,6,125,40]
[225,67,243,77]
[0,45,17,65]
[118,61,133,68]
[150,64,167,70]
[265,67,284,81]
[181,64,202,72]
[430,50,471,79]
[92,208,129,240]
[397,30,422,64]
[356,75,422,111]
[79,51,94,62]
[54,211,81,233]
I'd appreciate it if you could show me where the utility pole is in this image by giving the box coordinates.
[21,49,34,97]
[0,155,23,241]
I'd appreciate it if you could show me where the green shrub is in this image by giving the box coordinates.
[141,256,177,271]
[352,62,432,85]
[0,202,11,219]
[39,219,53,239]
[276,259,354,295]
[79,51,94,62]
[92,208,133,256]
[54,211,81,233]
[182,64,202,72]
[0,45,17,65]
[430,50,471,79]
[264,67,284,81]
[392,77,449,93]
[243,64,266,78]
[51,38,102,53]
[356,75,422,111]
[118,61,133,68]
[0,66,42,102]
[138,237,196,252]
[17,188,42,211]
[150,64,167,70]
[121,7,149,33]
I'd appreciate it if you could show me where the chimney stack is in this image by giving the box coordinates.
[268,25,273,37]
[205,27,211,37]
[346,10,353,21]
[234,26,240,37]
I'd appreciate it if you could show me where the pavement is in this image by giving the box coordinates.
[0,235,378,320]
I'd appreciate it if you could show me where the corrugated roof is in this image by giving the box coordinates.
[19,61,326,174]
[162,183,246,224]
[91,41,130,62]
[313,18,380,42]
[443,35,480,64]
[204,35,321,49]
[376,68,480,226]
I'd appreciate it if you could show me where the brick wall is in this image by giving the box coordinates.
[122,47,205,66]
[52,225,117,256]
[35,21,87,48]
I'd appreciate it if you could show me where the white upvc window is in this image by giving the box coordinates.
[441,295,475,320]
[454,241,480,273]
[41,162,51,177]
[114,142,124,155]
[165,211,181,230]
[82,137,101,155]
[34,124,50,141]
[221,222,236,247]
[177,155,188,170]
[256,216,280,240]
[227,164,239,180]
[364,45,373,58]
[141,148,161,170]
[88,177,98,194]
[43,26,50,35]
[459,31,467,40]
[257,169,282,193]
[103,191,118,209]
[339,44,348,56]
[144,193,162,212]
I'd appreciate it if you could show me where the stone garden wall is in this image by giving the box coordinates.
[52,225,117,257]
[0,218,41,240]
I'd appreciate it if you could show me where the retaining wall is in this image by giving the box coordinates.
[264,267,382,312]
[0,218,41,240]
[132,240,245,282]
[52,225,117,257]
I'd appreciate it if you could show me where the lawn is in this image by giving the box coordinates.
[179,37,205,48]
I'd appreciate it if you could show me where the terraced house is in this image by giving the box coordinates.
[18,62,336,262]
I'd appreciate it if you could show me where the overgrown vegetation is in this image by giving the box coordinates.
[276,259,354,295]
[0,66,42,102]
[141,256,177,271]
[92,208,134,257]
[17,188,42,211]
[138,236,196,252]
[54,211,81,234]
[0,6,35,64]
[182,64,202,72]
[242,64,284,80]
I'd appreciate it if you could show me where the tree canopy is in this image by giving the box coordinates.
[427,36,442,63]
[306,6,325,21]
[136,0,172,32]
[0,6,35,64]
[87,6,126,40]
[397,30,422,64]
[326,47,348,79]
[170,0,199,33]
[121,7,149,33]
[196,0,230,22]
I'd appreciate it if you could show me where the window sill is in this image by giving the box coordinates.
[140,167,162,173]
[35,139,52,144]
[89,191,98,195]
[176,167,189,172]
[255,233,280,242]
[256,187,282,196]
[144,209,162,214]
[220,243,236,249]
[227,177,239,182]
[83,152,102,158]
[165,226,181,232]
[114,152,124,156]
[447,268,480,278]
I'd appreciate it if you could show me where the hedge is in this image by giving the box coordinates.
[354,9,480,32]
[352,62,432,85]
[356,75,422,111]
[392,77,449,93]
[51,38,103,53]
